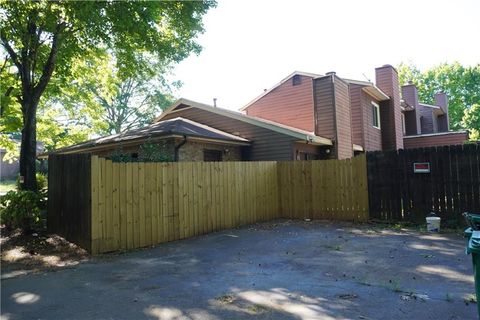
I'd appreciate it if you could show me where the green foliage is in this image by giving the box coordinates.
[108,140,173,163]
[15,173,48,198]
[1,0,216,189]
[138,140,174,162]
[462,104,480,141]
[0,190,44,232]
[397,62,480,131]
[83,51,177,135]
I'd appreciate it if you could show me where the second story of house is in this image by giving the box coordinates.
[241,64,468,157]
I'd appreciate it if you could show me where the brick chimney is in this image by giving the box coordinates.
[401,84,421,135]
[375,65,403,150]
[435,92,449,132]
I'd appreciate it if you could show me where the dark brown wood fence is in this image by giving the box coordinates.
[367,143,480,225]
[48,154,92,251]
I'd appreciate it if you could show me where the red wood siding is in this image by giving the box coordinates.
[245,75,315,132]
[401,85,421,135]
[161,107,298,161]
[418,105,435,134]
[375,66,403,150]
[333,77,353,159]
[403,132,469,149]
[313,76,335,139]
[349,84,364,147]
[361,91,382,152]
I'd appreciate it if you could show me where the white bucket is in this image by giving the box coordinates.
[426,217,441,232]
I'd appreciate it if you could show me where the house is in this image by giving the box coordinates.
[42,117,251,162]
[1,140,44,180]
[48,64,469,162]
[241,64,469,157]
[49,100,334,161]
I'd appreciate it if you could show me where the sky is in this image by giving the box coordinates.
[170,0,480,111]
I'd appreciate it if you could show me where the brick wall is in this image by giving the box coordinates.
[178,141,242,162]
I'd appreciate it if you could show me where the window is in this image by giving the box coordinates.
[372,101,381,129]
[203,149,223,162]
[401,113,406,134]
[292,75,302,86]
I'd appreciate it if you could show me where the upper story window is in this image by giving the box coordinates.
[292,75,302,86]
[401,113,406,135]
[372,101,381,129]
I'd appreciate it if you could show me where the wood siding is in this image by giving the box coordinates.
[349,84,382,152]
[349,84,364,147]
[361,91,382,151]
[375,66,403,150]
[160,107,298,161]
[245,75,315,132]
[333,77,353,159]
[418,105,435,134]
[401,85,421,135]
[403,132,469,149]
[313,76,335,139]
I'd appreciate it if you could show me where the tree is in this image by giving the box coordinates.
[462,104,480,141]
[82,52,178,134]
[397,62,480,131]
[0,0,215,190]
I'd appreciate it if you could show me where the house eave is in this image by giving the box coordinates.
[158,98,333,146]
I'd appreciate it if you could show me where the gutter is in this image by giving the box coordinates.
[174,135,187,162]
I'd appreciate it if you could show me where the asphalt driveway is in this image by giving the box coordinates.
[1,220,477,319]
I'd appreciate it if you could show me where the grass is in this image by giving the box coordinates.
[0,179,16,193]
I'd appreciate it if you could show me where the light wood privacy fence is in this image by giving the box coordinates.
[49,154,368,254]
[278,156,369,221]
[90,159,279,254]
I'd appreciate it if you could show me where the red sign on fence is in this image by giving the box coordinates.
[413,162,430,173]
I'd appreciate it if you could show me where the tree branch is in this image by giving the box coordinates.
[34,22,65,99]
[0,33,22,73]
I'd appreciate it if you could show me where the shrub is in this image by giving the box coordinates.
[108,140,173,163]
[16,172,48,196]
[0,190,44,232]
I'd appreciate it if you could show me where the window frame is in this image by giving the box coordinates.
[203,149,223,162]
[371,101,381,129]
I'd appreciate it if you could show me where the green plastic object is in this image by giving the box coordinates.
[464,212,480,231]
[466,227,474,240]
[464,213,480,318]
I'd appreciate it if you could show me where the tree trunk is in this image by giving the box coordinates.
[19,96,39,191]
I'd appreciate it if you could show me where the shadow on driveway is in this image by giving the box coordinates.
[1,220,476,319]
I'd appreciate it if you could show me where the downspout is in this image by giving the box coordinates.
[174,135,187,162]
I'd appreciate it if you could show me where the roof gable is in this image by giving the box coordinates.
[240,71,322,111]
[157,98,332,146]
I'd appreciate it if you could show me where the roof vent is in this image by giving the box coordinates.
[213,98,217,108]
[326,71,336,76]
